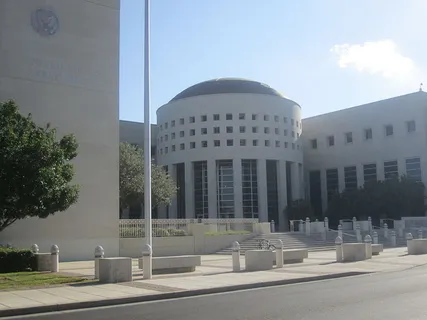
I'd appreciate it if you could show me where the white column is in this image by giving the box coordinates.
[321,169,328,213]
[207,159,218,219]
[169,164,177,218]
[277,160,288,231]
[258,159,268,222]
[233,159,243,219]
[291,162,301,200]
[338,167,345,193]
[298,163,305,200]
[185,161,195,218]
[377,160,384,181]
[356,164,364,188]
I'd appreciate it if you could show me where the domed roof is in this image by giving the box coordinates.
[170,78,285,102]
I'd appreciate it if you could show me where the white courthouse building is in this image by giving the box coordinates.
[121,79,427,231]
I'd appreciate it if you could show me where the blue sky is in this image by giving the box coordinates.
[119,0,427,123]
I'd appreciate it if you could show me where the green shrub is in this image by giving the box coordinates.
[204,230,251,236]
[0,247,37,273]
[167,228,187,236]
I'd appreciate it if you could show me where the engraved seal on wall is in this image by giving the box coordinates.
[31,8,59,36]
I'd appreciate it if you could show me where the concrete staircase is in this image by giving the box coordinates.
[216,232,336,255]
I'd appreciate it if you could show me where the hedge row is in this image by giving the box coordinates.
[120,227,187,238]
[0,247,37,273]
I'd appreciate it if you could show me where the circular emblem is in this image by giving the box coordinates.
[31,8,59,36]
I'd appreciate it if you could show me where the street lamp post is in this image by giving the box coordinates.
[143,0,153,279]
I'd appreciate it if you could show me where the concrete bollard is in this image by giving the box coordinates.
[324,217,329,231]
[299,220,304,233]
[406,233,413,241]
[383,223,389,239]
[398,228,403,238]
[142,244,152,280]
[364,235,372,259]
[356,224,362,243]
[305,218,311,235]
[232,241,240,272]
[368,217,372,233]
[390,231,396,247]
[94,246,105,280]
[50,245,59,273]
[373,231,378,244]
[352,217,357,230]
[418,229,423,239]
[30,244,39,254]
[276,240,284,268]
[335,236,343,262]
[338,224,343,239]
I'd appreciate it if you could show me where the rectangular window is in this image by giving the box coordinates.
[327,135,334,146]
[165,122,168,129]
[264,115,269,121]
[240,139,246,146]
[239,126,246,133]
[252,114,257,120]
[171,120,175,127]
[264,127,270,134]
[180,118,184,125]
[252,127,258,133]
[227,139,234,146]
[165,134,168,141]
[292,143,295,149]
[311,139,317,149]
[407,120,416,133]
[201,115,207,122]
[242,159,258,219]
[214,140,220,147]
[284,129,288,136]
[201,128,207,135]
[296,121,299,128]
[189,116,195,123]
[160,136,163,143]
[190,129,195,136]
[216,160,235,218]
[283,117,288,123]
[165,147,168,153]
[253,139,258,146]
[226,113,233,120]
[190,142,196,149]
[180,130,184,137]
[291,119,294,126]
[364,128,373,140]
[265,140,270,147]
[384,160,398,179]
[275,140,280,147]
[345,132,353,144]
[213,127,220,134]
[326,168,339,202]
[202,141,208,148]
[180,143,185,150]
[406,157,421,181]
[274,115,279,122]
[239,113,245,120]
[385,124,393,136]
[363,163,377,183]
[292,131,295,138]
[226,126,233,133]
[194,161,208,218]
[275,128,279,135]
[344,166,357,190]
[213,114,220,121]
[160,125,162,131]
[284,142,288,148]
[172,145,176,152]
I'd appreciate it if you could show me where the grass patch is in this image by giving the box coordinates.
[0,272,88,290]
[204,230,251,236]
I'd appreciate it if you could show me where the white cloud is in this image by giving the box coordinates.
[330,40,415,79]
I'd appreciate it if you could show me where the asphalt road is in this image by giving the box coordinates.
[7,265,427,320]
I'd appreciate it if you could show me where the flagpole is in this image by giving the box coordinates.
[143,0,152,279]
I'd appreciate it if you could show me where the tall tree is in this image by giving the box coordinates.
[0,100,79,232]
[119,142,176,214]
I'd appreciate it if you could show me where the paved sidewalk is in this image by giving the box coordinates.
[1,248,426,317]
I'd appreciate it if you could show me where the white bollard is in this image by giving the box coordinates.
[352,217,357,230]
[232,241,241,272]
[418,229,423,239]
[305,218,311,235]
[324,217,329,231]
[406,233,413,241]
[338,224,343,239]
[390,231,396,247]
[50,245,59,273]
[335,236,343,262]
[276,240,284,268]
[142,244,152,280]
[383,223,389,239]
[94,246,105,280]
[364,235,372,259]
[270,220,275,233]
[30,244,39,254]
[368,217,372,233]
[356,224,362,243]
[398,228,403,238]
[372,231,378,244]
[300,220,304,233]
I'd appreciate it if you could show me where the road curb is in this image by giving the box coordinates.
[0,271,370,318]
